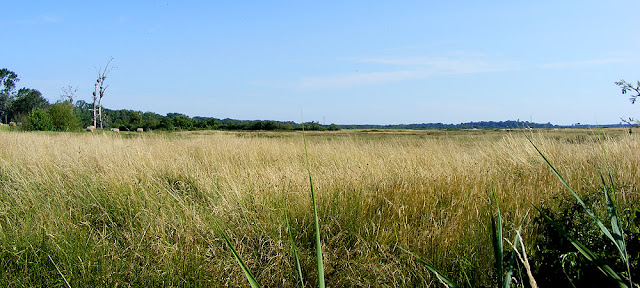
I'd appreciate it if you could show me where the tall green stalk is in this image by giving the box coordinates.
[302,126,326,288]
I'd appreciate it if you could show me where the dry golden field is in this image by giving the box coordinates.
[0,129,638,287]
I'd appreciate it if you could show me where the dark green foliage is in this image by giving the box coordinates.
[327,123,341,131]
[531,191,639,287]
[299,121,326,131]
[141,112,161,130]
[172,114,193,130]
[0,69,19,124]
[24,108,53,131]
[73,100,93,126]
[107,110,143,130]
[159,116,175,130]
[0,69,19,95]
[11,88,49,121]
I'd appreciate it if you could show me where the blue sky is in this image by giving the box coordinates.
[2,1,639,125]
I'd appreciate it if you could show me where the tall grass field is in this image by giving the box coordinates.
[0,129,638,287]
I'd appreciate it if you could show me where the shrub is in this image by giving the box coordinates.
[327,124,341,131]
[24,108,53,131]
[49,102,81,131]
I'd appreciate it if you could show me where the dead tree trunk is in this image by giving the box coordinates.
[93,58,113,129]
[92,83,98,128]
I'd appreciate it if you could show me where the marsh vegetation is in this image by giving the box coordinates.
[0,129,637,287]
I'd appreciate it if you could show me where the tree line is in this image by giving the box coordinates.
[0,67,339,132]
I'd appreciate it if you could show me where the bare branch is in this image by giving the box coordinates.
[92,57,115,129]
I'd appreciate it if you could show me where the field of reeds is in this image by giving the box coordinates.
[0,129,638,287]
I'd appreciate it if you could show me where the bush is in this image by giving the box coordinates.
[24,108,53,131]
[49,102,81,131]
[328,124,341,131]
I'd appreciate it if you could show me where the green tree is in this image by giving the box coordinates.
[205,118,221,129]
[49,102,81,131]
[129,111,143,129]
[159,117,175,130]
[327,123,341,131]
[24,108,53,131]
[0,69,19,123]
[300,121,325,131]
[74,100,93,127]
[142,112,161,130]
[11,88,49,121]
[173,114,193,130]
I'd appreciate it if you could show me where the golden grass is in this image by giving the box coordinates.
[0,129,638,287]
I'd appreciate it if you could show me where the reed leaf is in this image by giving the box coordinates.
[601,171,632,285]
[395,245,460,288]
[302,125,325,288]
[285,210,305,287]
[219,228,261,288]
[488,189,504,288]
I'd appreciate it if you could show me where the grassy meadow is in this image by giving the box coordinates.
[0,129,638,287]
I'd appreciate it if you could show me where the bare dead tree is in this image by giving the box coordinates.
[60,85,77,104]
[92,58,114,129]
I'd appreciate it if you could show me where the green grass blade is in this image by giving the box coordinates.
[219,228,261,288]
[396,245,460,288]
[532,204,627,288]
[302,125,325,288]
[285,210,305,287]
[488,189,504,288]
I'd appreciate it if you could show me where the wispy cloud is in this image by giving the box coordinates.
[298,54,518,90]
[252,52,521,90]
[350,54,520,75]
[539,57,639,69]
[41,14,62,23]
[297,70,424,90]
